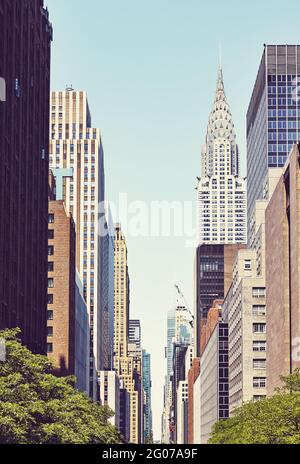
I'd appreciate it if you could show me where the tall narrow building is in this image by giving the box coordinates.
[114,224,143,444]
[49,89,108,397]
[114,224,130,362]
[0,0,52,353]
[197,68,247,245]
[247,45,300,240]
[142,350,153,443]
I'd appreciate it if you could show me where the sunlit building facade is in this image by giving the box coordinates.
[197,68,247,245]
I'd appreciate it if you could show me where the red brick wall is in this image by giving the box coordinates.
[47,200,76,375]
[187,358,200,444]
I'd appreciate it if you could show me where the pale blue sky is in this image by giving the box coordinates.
[47,0,300,440]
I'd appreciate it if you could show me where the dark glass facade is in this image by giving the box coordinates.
[247,45,300,235]
[171,343,188,444]
[119,388,130,443]
[0,1,52,354]
[218,323,229,420]
[196,245,225,322]
[142,350,153,443]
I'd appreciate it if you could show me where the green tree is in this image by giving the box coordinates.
[0,329,122,444]
[145,432,154,444]
[209,370,300,444]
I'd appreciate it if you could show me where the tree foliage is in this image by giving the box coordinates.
[209,370,300,444]
[0,329,122,444]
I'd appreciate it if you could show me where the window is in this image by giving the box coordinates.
[244,259,252,270]
[253,341,266,352]
[48,229,54,239]
[253,395,266,402]
[47,294,53,305]
[253,359,266,369]
[253,305,266,316]
[48,262,54,272]
[48,214,54,224]
[47,310,53,321]
[253,323,266,334]
[48,246,54,256]
[48,278,54,289]
[47,327,53,337]
[252,287,266,298]
[253,377,266,388]
[47,343,53,353]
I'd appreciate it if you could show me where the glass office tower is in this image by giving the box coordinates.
[247,44,300,237]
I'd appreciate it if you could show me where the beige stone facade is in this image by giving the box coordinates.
[266,144,300,394]
[224,250,267,413]
[114,224,142,443]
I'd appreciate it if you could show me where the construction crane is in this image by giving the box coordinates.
[174,284,194,328]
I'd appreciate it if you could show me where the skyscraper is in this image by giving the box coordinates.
[247,45,300,239]
[129,320,141,349]
[197,67,247,245]
[114,224,142,444]
[142,350,153,443]
[162,309,176,443]
[102,203,115,370]
[0,0,52,354]
[162,301,192,444]
[49,89,107,397]
[114,224,130,362]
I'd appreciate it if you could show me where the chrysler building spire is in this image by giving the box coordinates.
[202,68,238,178]
[197,67,247,245]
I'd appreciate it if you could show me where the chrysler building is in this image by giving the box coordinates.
[197,68,247,244]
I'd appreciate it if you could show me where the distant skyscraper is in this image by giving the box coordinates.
[129,320,141,349]
[247,45,300,239]
[49,89,107,397]
[114,224,142,444]
[114,224,130,361]
[102,203,115,370]
[162,302,192,444]
[166,309,176,380]
[0,0,52,354]
[142,350,153,443]
[197,67,247,245]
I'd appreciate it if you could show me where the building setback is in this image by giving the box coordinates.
[266,143,300,394]
[0,0,52,354]
[247,45,300,239]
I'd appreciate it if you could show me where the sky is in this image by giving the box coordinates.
[46,0,300,440]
